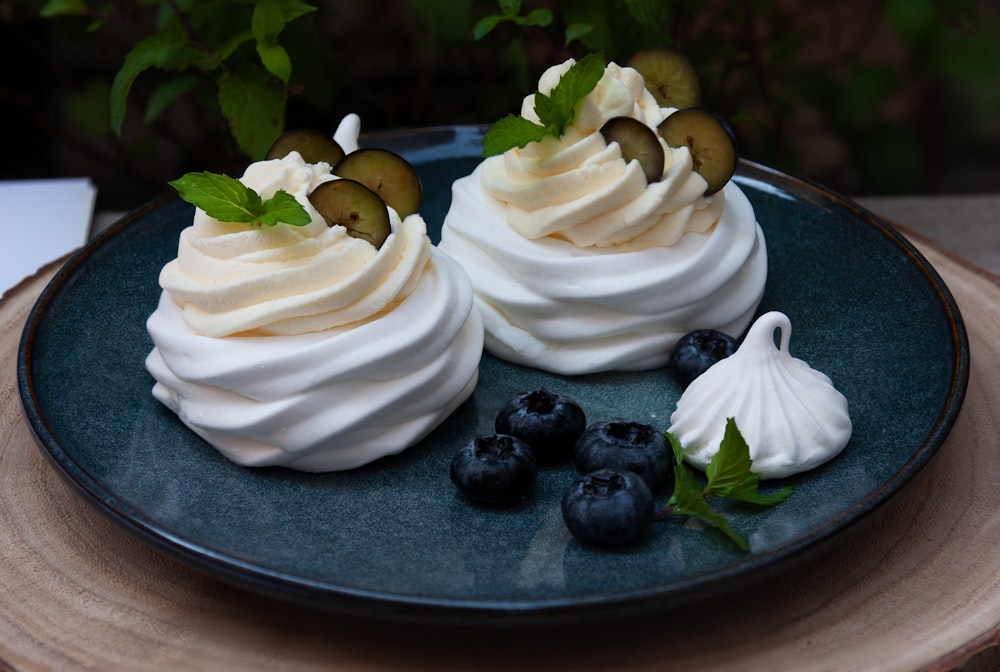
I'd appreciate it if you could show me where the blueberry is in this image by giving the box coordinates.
[670,329,738,385]
[573,420,672,491]
[494,387,586,462]
[450,434,537,506]
[562,469,654,547]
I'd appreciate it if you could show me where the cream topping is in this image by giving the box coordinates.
[480,60,721,250]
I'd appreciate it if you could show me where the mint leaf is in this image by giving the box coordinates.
[522,8,553,26]
[473,14,502,40]
[40,0,86,16]
[705,418,794,506]
[252,0,292,84]
[258,189,312,227]
[658,425,791,551]
[481,51,605,156]
[168,171,309,227]
[565,23,594,47]
[543,50,604,134]
[144,75,199,124]
[217,63,285,159]
[664,433,748,550]
[110,29,187,133]
[482,114,549,156]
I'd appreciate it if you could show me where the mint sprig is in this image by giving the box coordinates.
[659,418,794,551]
[482,51,606,156]
[169,171,311,227]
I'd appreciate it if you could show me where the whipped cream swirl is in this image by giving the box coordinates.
[145,116,483,471]
[439,60,766,375]
[482,61,722,249]
[669,312,853,479]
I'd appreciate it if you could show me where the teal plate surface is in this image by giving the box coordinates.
[17,126,968,625]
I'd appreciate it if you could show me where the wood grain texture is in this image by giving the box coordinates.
[2,235,999,672]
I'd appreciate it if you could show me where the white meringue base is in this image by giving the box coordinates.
[439,169,767,375]
[146,249,483,472]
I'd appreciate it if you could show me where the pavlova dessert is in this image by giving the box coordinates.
[439,51,766,375]
[145,115,483,472]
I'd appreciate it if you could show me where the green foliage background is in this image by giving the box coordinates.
[3,0,998,209]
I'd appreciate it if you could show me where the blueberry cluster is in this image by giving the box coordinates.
[449,387,672,548]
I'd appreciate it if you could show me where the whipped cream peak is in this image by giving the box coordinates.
[160,148,431,338]
[668,311,853,479]
[480,58,717,250]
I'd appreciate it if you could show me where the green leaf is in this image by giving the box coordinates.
[522,8,553,26]
[668,444,749,551]
[273,0,318,23]
[705,419,793,506]
[40,0,86,17]
[109,30,187,134]
[215,29,255,63]
[258,43,292,84]
[258,190,312,227]
[253,0,292,83]
[481,114,548,156]
[481,51,605,155]
[169,172,264,223]
[545,50,604,134]
[217,64,285,159]
[144,75,200,124]
[473,15,502,40]
[564,22,594,47]
[168,171,310,227]
[499,0,520,16]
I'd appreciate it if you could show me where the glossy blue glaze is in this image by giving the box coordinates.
[17,127,968,624]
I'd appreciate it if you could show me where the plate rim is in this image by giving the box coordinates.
[15,126,970,625]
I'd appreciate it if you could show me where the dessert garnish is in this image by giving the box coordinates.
[626,47,702,109]
[658,108,738,195]
[658,420,793,551]
[168,171,311,228]
[493,387,587,463]
[307,178,391,248]
[599,116,664,184]
[669,328,739,386]
[266,128,346,165]
[573,420,672,491]
[450,434,538,506]
[481,50,605,156]
[169,130,425,250]
[562,469,654,548]
[333,148,423,218]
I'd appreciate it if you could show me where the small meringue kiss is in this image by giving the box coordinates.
[668,311,852,479]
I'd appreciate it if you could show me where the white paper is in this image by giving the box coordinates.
[0,178,96,295]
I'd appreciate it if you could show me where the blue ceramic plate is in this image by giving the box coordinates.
[18,126,968,625]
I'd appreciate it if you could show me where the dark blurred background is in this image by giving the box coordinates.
[2,0,999,212]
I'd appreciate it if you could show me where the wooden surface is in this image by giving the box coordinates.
[2,232,1000,671]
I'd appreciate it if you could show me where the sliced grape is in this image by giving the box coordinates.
[627,47,702,110]
[266,129,346,166]
[333,148,422,218]
[308,179,391,249]
[600,116,665,184]
[657,109,737,195]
